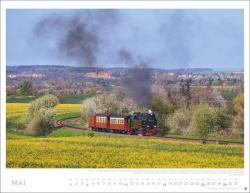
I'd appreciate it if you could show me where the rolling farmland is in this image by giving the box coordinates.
[6,103,244,168]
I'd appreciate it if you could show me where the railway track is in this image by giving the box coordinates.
[55,117,85,130]
[55,117,244,146]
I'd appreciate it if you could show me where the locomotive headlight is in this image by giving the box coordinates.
[147,125,150,127]
[154,125,156,127]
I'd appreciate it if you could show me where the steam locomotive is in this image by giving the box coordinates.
[89,110,158,136]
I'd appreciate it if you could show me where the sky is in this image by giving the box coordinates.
[6,9,244,69]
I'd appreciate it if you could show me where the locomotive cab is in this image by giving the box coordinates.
[142,113,157,128]
[140,113,157,135]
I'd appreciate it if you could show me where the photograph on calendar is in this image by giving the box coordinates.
[6,9,244,168]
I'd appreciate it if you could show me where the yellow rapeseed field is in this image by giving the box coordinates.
[55,103,81,114]
[7,103,80,118]
[7,103,30,118]
[7,135,243,168]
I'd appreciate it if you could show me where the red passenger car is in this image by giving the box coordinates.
[109,115,130,132]
[89,114,96,128]
[89,113,110,130]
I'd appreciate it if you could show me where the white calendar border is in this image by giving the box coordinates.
[1,1,249,192]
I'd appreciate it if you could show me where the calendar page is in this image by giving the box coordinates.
[0,0,249,192]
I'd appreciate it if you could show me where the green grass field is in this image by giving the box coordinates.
[220,90,239,101]
[6,96,38,103]
[6,103,244,168]
[60,93,96,104]
[7,93,95,104]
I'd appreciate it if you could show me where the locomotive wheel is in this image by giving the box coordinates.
[138,131,145,136]
[128,130,134,135]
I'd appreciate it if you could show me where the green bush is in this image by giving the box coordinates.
[151,97,176,116]
[188,105,222,138]
[151,97,177,131]
[217,111,231,129]
[82,130,95,138]
[7,116,26,130]
[225,102,237,115]
[220,91,239,101]
[156,127,169,137]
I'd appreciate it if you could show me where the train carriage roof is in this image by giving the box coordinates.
[95,113,130,118]
[110,114,130,119]
[95,113,111,117]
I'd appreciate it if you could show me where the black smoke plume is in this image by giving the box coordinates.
[58,16,98,66]
[118,48,134,64]
[33,10,117,66]
[119,48,153,106]
[33,10,193,107]
[122,65,153,107]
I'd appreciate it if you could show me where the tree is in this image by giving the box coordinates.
[7,87,17,96]
[191,87,225,108]
[167,108,192,135]
[232,93,244,130]
[185,79,192,109]
[27,94,59,121]
[27,108,55,136]
[81,89,137,125]
[26,94,59,136]
[233,92,244,110]
[151,96,176,130]
[179,79,192,109]
[212,79,222,86]
[216,110,231,129]
[188,105,222,138]
[232,112,244,131]
[17,80,32,95]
